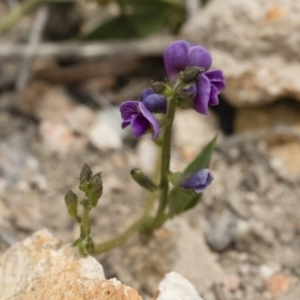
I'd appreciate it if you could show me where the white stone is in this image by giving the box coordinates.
[88,108,124,150]
[154,272,203,300]
[65,105,94,135]
[137,137,160,175]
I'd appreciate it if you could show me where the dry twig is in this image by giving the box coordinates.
[17,5,49,90]
[0,36,175,61]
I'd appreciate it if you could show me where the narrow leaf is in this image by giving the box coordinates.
[168,135,217,216]
[184,135,217,176]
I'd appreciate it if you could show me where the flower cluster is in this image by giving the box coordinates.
[164,40,225,115]
[119,40,225,194]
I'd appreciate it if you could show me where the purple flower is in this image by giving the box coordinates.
[194,70,225,115]
[181,169,214,193]
[120,89,167,139]
[140,89,167,114]
[164,40,226,115]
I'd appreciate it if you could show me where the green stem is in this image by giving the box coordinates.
[81,206,91,237]
[92,176,158,254]
[0,0,42,36]
[150,94,177,229]
[92,215,147,254]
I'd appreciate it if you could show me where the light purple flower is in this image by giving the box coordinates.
[164,40,226,115]
[181,169,214,193]
[120,90,167,139]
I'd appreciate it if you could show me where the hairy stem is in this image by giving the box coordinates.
[92,215,147,254]
[81,206,91,237]
[150,93,177,229]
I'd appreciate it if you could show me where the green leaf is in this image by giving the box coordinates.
[81,0,185,41]
[184,135,217,176]
[81,16,134,41]
[168,187,199,218]
[167,172,182,186]
[168,136,217,217]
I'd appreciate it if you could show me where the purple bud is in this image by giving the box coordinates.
[183,84,197,99]
[181,169,214,193]
[142,94,167,114]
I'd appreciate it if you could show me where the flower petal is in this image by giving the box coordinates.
[121,120,131,129]
[131,114,150,138]
[119,101,139,121]
[139,102,160,139]
[140,88,155,101]
[205,70,226,91]
[194,74,211,115]
[142,94,167,114]
[181,169,214,193]
[209,85,219,106]
[164,40,189,81]
[187,45,212,70]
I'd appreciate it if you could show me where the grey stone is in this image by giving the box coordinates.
[182,0,300,107]
[205,213,237,252]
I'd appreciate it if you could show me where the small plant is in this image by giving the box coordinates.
[64,40,225,255]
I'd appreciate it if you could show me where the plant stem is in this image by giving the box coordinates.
[91,177,157,254]
[92,215,146,254]
[150,94,177,229]
[81,206,91,237]
[0,0,42,36]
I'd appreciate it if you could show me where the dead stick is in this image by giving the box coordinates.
[0,36,175,61]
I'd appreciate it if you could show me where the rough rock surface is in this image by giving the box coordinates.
[152,272,203,300]
[103,217,224,296]
[182,0,300,107]
[0,230,143,300]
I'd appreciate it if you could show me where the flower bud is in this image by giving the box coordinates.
[131,168,157,192]
[181,169,214,193]
[80,196,91,208]
[79,164,93,192]
[151,81,168,95]
[87,172,103,207]
[181,67,204,83]
[64,190,78,219]
[182,84,197,99]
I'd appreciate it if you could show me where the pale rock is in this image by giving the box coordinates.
[222,274,240,292]
[259,265,276,280]
[105,217,224,296]
[182,0,300,106]
[266,274,292,296]
[173,110,220,161]
[24,82,74,121]
[65,105,94,135]
[267,140,300,180]
[39,120,87,155]
[88,108,124,150]
[137,137,159,175]
[205,213,237,252]
[165,218,224,294]
[234,102,300,133]
[0,230,143,300]
[152,272,203,300]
